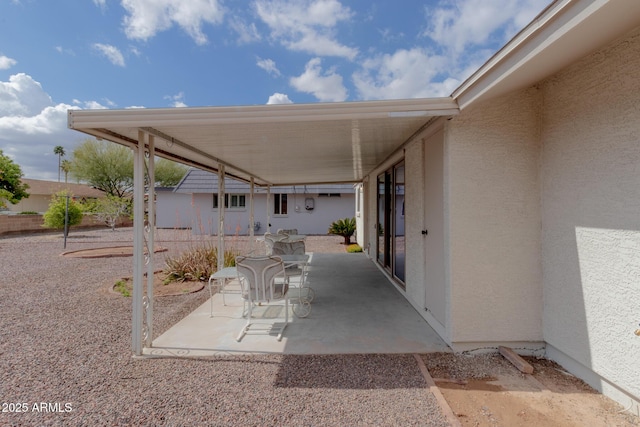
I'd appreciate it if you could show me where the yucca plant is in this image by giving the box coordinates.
[328,217,356,245]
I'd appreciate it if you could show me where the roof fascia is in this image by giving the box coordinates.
[451,0,636,109]
[67,98,459,128]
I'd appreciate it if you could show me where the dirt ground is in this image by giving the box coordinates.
[424,352,639,427]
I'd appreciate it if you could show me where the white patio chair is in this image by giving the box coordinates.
[263,232,289,255]
[277,228,298,235]
[235,255,289,341]
[270,241,313,317]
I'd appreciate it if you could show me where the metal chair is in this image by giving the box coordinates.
[263,232,289,255]
[235,255,289,341]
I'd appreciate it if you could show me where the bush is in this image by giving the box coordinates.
[328,217,356,245]
[346,244,362,253]
[163,242,239,282]
[18,211,38,215]
[42,191,83,229]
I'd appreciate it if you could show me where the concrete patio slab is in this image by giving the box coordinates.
[146,253,450,357]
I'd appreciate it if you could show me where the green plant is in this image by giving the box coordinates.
[328,217,356,245]
[94,195,131,231]
[163,242,239,282]
[346,244,362,253]
[114,280,131,297]
[18,211,38,215]
[42,191,83,229]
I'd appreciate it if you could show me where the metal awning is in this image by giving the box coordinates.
[68,98,459,186]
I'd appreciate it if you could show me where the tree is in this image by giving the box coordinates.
[70,139,189,197]
[60,159,72,183]
[42,191,83,229]
[94,195,131,231]
[0,150,29,208]
[53,145,65,182]
[155,158,188,187]
[70,139,133,197]
[328,217,356,245]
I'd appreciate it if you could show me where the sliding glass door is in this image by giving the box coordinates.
[377,161,405,286]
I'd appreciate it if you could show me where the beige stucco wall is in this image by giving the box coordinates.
[539,26,640,406]
[446,87,543,347]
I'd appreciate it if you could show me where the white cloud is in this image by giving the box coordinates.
[122,0,224,45]
[353,48,458,100]
[290,58,347,102]
[423,0,549,54]
[55,46,75,56]
[0,74,53,116]
[352,0,548,100]
[165,92,187,107]
[0,55,17,70]
[254,0,358,59]
[267,93,293,104]
[92,43,126,67]
[256,57,281,77]
[0,74,86,180]
[93,0,107,12]
[229,17,261,44]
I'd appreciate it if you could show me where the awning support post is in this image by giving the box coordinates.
[249,177,255,251]
[217,165,225,272]
[132,130,146,356]
[145,135,155,348]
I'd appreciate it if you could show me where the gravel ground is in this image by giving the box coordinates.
[0,227,449,426]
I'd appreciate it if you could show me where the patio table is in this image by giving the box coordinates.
[208,267,240,317]
[207,254,314,318]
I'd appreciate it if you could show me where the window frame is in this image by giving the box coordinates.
[213,193,246,210]
[273,193,288,216]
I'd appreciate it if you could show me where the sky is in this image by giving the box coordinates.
[0,0,550,181]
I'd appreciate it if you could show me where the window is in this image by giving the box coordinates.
[213,194,246,209]
[318,193,341,197]
[274,194,287,215]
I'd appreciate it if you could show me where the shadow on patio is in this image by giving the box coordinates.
[145,253,450,357]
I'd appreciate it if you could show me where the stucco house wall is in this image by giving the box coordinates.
[186,192,354,236]
[446,87,544,349]
[155,188,192,229]
[539,26,640,408]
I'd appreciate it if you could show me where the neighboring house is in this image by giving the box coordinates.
[6,178,105,213]
[69,1,640,414]
[156,169,355,235]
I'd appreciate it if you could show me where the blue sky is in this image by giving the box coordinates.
[0,0,550,180]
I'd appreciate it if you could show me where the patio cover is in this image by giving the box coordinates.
[67,98,459,186]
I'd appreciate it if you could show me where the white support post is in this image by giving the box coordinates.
[132,131,146,356]
[266,186,271,234]
[217,165,225,272]
[145,136,155,348]
[249,177,255,251]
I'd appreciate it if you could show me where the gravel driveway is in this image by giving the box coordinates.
[0,228,449,426]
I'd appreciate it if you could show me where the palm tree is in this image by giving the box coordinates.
[53,146,65,182]
[60,159,72,183]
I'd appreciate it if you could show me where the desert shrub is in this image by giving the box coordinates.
[163,242,239,282]
[42,191,83,229]
[328,217,356,245]
[346,244,363,253]
[18,211,38,215]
